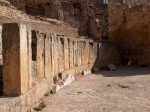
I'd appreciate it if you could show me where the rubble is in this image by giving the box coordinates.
[82,69,91,76]
[51,74,75,94]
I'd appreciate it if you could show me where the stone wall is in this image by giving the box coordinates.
[109,0,150,65]
[6,0,108,40]
[0,21,120,111]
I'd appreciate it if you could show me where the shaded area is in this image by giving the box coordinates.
[92,40,121,71]
[98,66,150,77]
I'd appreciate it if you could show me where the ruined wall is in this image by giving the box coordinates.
[60,0,108,39]
[109,0,150,65]
[1,21,120,111]
[6,0,108,40]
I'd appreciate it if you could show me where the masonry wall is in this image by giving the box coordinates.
[109,0,150,65]
[1,22,120,111]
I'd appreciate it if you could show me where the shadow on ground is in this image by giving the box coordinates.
[93,66,150,77]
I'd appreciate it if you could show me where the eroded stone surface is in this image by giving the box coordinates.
[6,0,108,40]
[109,0,150,65]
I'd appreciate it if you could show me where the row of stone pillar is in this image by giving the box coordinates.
[2,23,98,96]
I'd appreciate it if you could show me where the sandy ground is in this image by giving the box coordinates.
[40,66,150,112]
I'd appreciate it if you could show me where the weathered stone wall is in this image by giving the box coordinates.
[6,0,108,40]
[0,21,120,111]
[109,0,150,65]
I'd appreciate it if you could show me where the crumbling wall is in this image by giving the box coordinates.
[6,0,108,40]
[1,21,120,111]
[109,0,150,65]
[61,0,108,39]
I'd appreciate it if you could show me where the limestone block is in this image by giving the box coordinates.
[45,34,52,79]
[81,42,86,65]
[51,34,55,77]
[51,83,64,94]
[82,69,91,76]
[85,41,90,65]
[69,39,74,68]
[64,38,69,70]
[36,32,45,81]
[54,37,59,76]
[2,23,29,96]
[62,74,75,87]
[77,41,82,66]
[73,40,78,67]
[27,28,33,89]
[58,37,65,72]
[50,34,59,77]
[51,74,75,94]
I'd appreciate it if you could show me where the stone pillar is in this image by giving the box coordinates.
[36,32,45,81]
[69,39,73,68]
[64,38,69,70]
[2,23,29,96]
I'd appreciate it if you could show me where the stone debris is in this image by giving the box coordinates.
[107,64,116,71]
[82,69,91,76]
[51,74,75,94]
[32,101,46,112]
[62,74,75,87]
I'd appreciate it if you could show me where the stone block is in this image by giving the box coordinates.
[2,23,29,96]
[69,39,74,68]
[45,34,52,79]
[36,32,45,81]
[58,37,65,72]
[53,37,59,76]
[77,41,82,66]
[64,38,69,70]
[51,74,75,94]
[82,69,91,76]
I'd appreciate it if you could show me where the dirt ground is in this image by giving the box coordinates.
[40,66,150,112]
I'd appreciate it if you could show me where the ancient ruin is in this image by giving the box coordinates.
[0,0,149,111]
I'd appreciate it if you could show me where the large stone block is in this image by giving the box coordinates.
[64,38,69,70]
[36,32,45,81]
[58,37,65,72]
[69,39,74,68]
[2,23,29,96]
[77,41,82,66]
[45,34,52,79]
[73,40,78,66]
[53,36,59,76]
